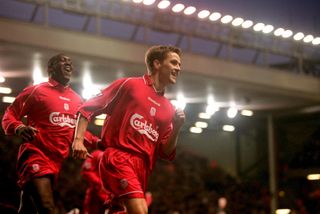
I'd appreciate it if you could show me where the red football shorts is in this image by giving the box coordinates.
[99,148,148,200]
[16,143,61,188]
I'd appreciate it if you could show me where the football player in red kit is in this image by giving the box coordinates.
[2,53,99,214]
[72,45,185,214]
[81,150,108,214]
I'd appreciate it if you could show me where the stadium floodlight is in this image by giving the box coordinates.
[198,112,211,119]
[303,34,314,43]
[262,24,274,34]
[231,17,244,27]
[195,121,208,129]
[2,96,15,103]
[274,28,284,36]
[190,127,202,134]
[0,75,5,83]
[184,6,196,15]
[171,93,186,110]
[241,20,253,29]
[95,114,107,119]
[0,87,12,94]
[293,32,304,41]
[157,0,170,9]
[143,0,156,6]
[282,29,293,38]
[253,22,265,32]
[227,106,238,118]
[132,0,143,3]
[312,37,320,45]
[33,61,47,85]
[307,174,320,180]
[94,119,104,126]
[241,110,253,116]
[209,12,221,21]
[198,10,210,19]
[223,125,235,132]
[172,3,185,13]
[220,15,233,24]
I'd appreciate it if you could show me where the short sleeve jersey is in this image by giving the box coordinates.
[78,74,176,170]
[2,78,83,160]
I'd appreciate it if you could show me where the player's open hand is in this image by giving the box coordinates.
[16,125,39,141]
[72,140,91,159]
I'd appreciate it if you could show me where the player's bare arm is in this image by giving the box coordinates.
[72,114,91,159]
[161,108,185,155]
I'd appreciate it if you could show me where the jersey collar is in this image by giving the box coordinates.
[48,78,70,89]
[143,74,165,96]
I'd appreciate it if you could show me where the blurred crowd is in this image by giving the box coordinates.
[0,128,319,213]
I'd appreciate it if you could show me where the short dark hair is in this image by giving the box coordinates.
[47,53,65,73]
[145,45,181,73]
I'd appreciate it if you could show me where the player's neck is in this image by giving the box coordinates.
[150,75,165,93]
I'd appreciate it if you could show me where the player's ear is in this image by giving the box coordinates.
[153,59,161,70]
[47,67,55,77]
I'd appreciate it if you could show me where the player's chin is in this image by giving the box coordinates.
[169,77,177,84]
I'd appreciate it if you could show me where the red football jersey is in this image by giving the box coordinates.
[2,78,83,160]
[79,74,176,171]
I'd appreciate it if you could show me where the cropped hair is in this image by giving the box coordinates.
[47,53,65,73]
[145,45,181,74]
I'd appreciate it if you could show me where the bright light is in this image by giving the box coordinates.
[206,104,219,115]
[293,32,304,41]
[207,95,214,105]
[157,0,170,9]
[282,29,293,38]
[184,6,196,15]
[172,3,185,13]
[206,95,219,115]
[241,109,253,116]
[33,63,47,85]
[209,12,221,21]
[227,107,238,118]
[274,28,285,36]
[171,94,186,110]
[232,17,244,27]
[0,87,12,94]
[307,174,320,180]
[82,70,102,100]
[0,75,5,83]
[190,127,202,134]
[312,37,320,45]
[94,119,104,126]
[132,0,143,3]
[143,0,156,6]
[95,114,107,119]
[275,209,291,214]
[2,96,15,103]
[223,125,235,132]
[241,20,253,28]
[195,121,208,128]
[262,24,274,34]
[303,34,314,43]
[197,10,210,19]
[198,112,211,119]
[253,23,265,32]
[220,15,233,24]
